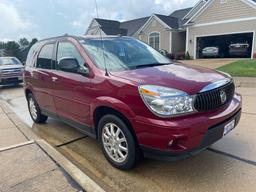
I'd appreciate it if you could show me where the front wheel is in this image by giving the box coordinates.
[27,93,48,123]
[98,115,141,170]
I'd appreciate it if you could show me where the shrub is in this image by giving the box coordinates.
[185,51,191,60]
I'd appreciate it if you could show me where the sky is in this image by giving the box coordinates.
[0,0,197,41]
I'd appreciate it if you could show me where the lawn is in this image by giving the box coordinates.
[217,59,256,77]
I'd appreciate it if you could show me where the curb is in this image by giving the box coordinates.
[0,100,105,192]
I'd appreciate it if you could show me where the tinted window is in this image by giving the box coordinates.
[37,43,54,69]
[57,42,84,70]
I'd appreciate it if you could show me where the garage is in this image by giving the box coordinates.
[196,32,254,59]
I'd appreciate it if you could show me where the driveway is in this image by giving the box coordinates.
[179,59,241,69]
[0,85,256,192]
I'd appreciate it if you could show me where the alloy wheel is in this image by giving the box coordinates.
[102,123,128,163]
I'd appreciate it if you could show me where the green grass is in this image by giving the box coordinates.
[217,60,256,77]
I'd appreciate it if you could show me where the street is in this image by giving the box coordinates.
[0,85,256,192]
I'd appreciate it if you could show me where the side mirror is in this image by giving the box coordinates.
[59,57,89,76]
[59,57,79,73]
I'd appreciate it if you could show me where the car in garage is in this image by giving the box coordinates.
[229,42,250,57]
[24,35,242,170]
[0,57,24,85]
[201,46,220,58]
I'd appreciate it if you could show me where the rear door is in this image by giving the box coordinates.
[32,42,57,114]
[51,40,92,128]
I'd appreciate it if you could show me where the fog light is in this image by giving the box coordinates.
[167,136,186,151]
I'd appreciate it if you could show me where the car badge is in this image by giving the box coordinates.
[220,90,227,104]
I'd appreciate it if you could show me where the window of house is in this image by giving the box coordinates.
[36,43,54,69]
[149,32,160,50]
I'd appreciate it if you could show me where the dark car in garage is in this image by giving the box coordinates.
[229,42,250,57]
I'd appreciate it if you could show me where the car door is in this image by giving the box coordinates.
[32,42,57,114]
[51,40,92,128]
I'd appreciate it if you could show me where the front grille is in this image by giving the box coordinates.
[194,81,235,112]
[1,68,22,78]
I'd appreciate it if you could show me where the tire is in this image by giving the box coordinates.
[27,93,48,123]
[98,114,141,170]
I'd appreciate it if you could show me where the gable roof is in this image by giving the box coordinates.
[120,17,149,36]
[184,0,256,25]
[154,14,180,29]
[169,7,192,19]
[95,18,120,28]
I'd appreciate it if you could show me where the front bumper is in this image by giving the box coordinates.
[140,109,241,161]
[0,77,23,85]
[133,93,242,160]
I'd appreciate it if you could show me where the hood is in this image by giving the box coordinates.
[111,63,230,95]
[0,64,23,70]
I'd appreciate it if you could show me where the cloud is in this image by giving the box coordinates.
[69,0,197,32]
[0,1,37,41]
[0,0,197,41]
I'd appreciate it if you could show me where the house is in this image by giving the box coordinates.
[85,0,256,59]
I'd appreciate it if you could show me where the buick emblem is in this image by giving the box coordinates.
[220,90,227,104]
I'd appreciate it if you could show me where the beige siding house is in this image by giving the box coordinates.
[186,0,256,59]
[86,0,256,59]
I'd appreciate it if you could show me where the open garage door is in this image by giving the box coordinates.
[196,32,253,59]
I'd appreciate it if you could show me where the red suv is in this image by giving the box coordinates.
[24,35,242,170]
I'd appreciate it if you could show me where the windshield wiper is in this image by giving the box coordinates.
[135,63,171,69]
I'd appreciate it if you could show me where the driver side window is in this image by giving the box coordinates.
[57,42,84,71]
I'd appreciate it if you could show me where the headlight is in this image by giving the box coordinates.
[139,85,195,117]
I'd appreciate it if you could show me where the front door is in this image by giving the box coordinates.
[51,41,92,127]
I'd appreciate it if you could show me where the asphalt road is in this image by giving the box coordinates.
[1,85,256,192]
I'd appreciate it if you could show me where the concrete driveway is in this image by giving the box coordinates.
[0,85,256,192]
[179,59,241,69]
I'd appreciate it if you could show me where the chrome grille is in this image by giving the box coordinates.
[1,68,22,78]
[194,81,235,112]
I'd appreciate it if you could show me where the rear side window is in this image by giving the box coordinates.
[36,43,54,69]
[26,43,40,67]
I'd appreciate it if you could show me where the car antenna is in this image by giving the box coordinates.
[94,0,108,76]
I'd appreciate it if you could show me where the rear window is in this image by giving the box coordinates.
[0,57,22,65]
[36,43,54,69]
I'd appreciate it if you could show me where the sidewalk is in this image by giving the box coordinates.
[0,101,104,192]
[0,103,83,192]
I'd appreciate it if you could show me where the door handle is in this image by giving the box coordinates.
[52,77,58,82]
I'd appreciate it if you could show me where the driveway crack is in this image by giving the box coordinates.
[55,136,88,148]
[208,148,256,166]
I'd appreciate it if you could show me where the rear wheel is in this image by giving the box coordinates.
[27,93,48,123]
[98,114,141,170]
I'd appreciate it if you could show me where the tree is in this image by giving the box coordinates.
[18,38,29,47]
[29,38,38,47]
[5,41,22,61]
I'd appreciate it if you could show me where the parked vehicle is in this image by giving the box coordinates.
[201,46,220,58]
[24,35,242,170]
[229,42,250,57]
[0,57,24,85]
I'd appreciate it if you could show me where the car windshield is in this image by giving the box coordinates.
[80,37,171,72]
[0,57,22,65]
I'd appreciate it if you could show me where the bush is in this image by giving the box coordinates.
[185,51,191,60]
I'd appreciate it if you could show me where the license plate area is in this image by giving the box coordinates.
[223,119,235,136]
